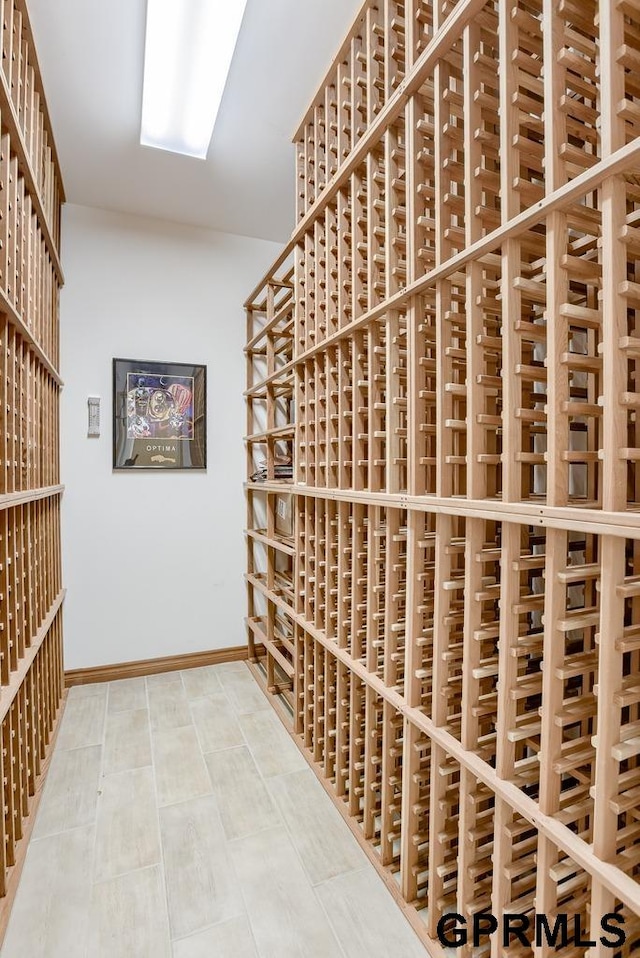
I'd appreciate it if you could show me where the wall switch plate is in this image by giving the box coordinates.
[88,396,100,437]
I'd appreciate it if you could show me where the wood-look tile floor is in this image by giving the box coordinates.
[1,662,427,958]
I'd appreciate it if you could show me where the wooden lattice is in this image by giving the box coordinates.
[246,1,640,953]
[0,0,64,934]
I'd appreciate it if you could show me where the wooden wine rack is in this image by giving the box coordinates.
[0,0,65,932]
[245,0,640,953]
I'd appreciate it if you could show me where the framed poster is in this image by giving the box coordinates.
[113,358,207,470]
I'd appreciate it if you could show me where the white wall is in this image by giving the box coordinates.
[60,203,282,670]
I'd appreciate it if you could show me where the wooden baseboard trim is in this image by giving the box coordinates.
[0,688,68,948]
[65,645,249,687]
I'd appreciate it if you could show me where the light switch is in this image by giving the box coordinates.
[88,396,100,437]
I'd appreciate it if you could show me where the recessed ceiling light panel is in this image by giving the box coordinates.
[141,0,248,159]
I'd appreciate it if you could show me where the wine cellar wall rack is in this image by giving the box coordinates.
[0,0,65,931]
[245,0,640,953]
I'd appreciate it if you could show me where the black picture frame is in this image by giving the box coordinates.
[112,358,207,470]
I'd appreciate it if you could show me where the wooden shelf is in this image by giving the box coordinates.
[245,0,640,952]
[245,528,295,557]
[0,0,64,936]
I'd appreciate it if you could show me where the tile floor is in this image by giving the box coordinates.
[0,661,427,958]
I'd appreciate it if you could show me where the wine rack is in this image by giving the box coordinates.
[245,0,640,953]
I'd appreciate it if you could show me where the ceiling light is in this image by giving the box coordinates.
[140,0,248,159]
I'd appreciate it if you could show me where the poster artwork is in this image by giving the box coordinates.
[113,358,207,470]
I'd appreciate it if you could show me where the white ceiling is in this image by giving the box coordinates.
[27,0,362,243]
